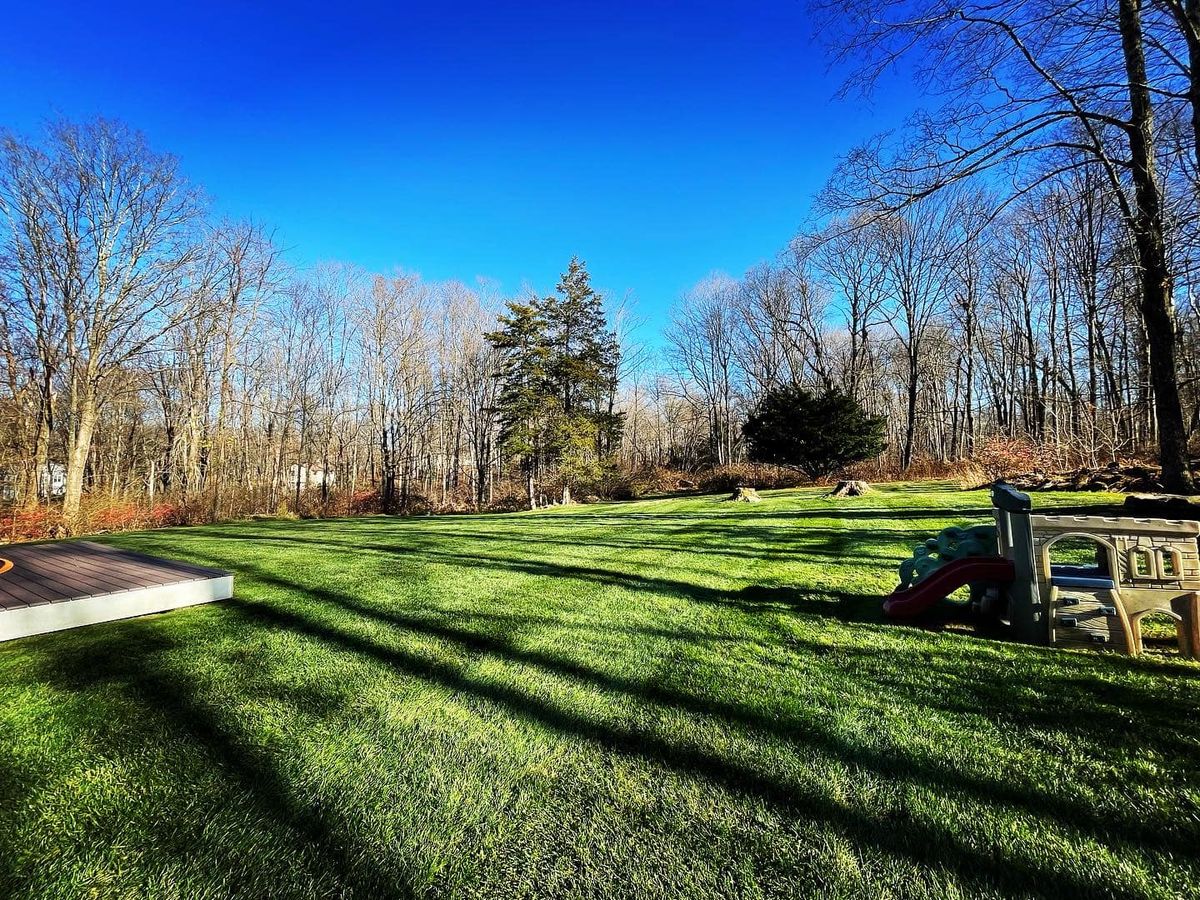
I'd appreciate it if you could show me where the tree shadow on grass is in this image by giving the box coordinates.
[72,512,1200,895]
[184,533,1200,729]
[734,585,887,623]
[188,552,1200,870]
[208,597,1132,898]
[185,528,909,605]
[21,622,419,899]
[195,522,903,569]
[432,505,1002,526]
[22,563,1200,898]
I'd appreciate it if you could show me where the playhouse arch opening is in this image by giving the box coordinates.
[1040,532,1118,586]
[1130,608,1185,654]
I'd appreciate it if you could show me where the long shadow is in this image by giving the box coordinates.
[190,525,917,587]
[449,506,999,523]
[190,552,1199,865]
[174,524,1200,696]
[94,505,1200,890]
[0,733,55,893]
[197,596,1124,898]
[26,622,419,899]
[20,538,1199,895]
[195,524,890,568]
[187,531,893,611]
[349,604,803,650]
[182,507,996,587]
[206,505,996,531]
[740,586,887,623]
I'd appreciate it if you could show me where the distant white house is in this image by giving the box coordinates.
[0,463,66,502]
[286,464,335,490]
[39,463,67,499]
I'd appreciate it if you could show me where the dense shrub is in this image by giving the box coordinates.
[0,506,60,542]
[743,387,886,479]
[0,498,193,543]
[973,436,1060,481]
[485,489,530,512]
[843,455,986,487]
[592,466,678,500]
[349,489,383,515]
[603,477,640,501]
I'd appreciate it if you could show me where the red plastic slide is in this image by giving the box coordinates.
[883,556,1015,620]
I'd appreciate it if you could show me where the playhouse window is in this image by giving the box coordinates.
[1160,549,1182,579]
[1129,548,1156,579]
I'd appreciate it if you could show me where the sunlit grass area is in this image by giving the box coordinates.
[1,482,1197,898]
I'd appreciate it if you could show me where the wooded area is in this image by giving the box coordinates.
[5,0,1200,532]
[647,0,1200,491]
[0,120,630,530]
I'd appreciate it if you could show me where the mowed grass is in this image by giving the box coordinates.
[1,483,1198,899]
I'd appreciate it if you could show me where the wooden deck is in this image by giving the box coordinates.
[0,541,232,641]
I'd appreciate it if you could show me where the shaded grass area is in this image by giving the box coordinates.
[0,482,1197,898]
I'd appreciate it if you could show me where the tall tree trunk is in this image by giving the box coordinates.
[210,321,238,519]
[1119,0,1194,492]
[30,379,52,507]
[62,391,99,526]
[964,305,976,456]
[902,350,919,470]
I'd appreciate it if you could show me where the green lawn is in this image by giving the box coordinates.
[1,483,1198,899]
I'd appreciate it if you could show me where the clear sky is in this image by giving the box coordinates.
[0,0,915,336]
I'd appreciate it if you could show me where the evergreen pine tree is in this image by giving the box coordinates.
[487,258,623,507]
[485,300,554,508]
[536,258,623,484]
[743,386,886,480]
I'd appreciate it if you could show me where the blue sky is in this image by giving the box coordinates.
[0,0,916,336]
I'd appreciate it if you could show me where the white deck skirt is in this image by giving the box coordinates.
[0,574,233,642]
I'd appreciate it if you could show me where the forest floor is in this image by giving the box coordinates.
[1,482,1198,899]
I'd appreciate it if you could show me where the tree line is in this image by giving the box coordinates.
[637,177,1200,482]
[623,0,1200,493]
[7,0,1200,532]
[0,119,626,529]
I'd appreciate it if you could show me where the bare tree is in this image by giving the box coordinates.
[353,273,432,512]
[208,221,282,517]
[794,214,890,403]
[665,276,742,466]
[815,0,1200,490]
[877,195,957,470]
[0,119,208,524]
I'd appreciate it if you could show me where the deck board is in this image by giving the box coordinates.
[0,541,233,641]
[2,542,227,598]
[31,550,169,592]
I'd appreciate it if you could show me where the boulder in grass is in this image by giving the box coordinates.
[1123,493,1200,521]
[727,486,762,503]
[826,480,871,498]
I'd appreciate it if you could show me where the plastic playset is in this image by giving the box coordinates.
[884,483,1200,658]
